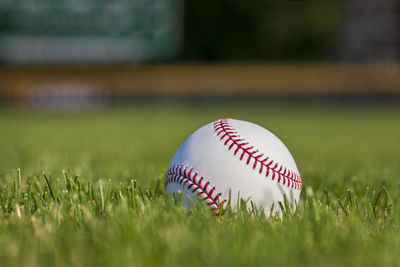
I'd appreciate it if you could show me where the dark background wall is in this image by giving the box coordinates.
[180,0,399,63]
[340,0,400,62]
[180,0,344,62]
[0,0,398,64]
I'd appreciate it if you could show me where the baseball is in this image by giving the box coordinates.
[165,118,302,217]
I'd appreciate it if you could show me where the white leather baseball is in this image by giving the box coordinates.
[165,118,302,216]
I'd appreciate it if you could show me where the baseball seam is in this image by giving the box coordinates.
[165,165,226,212]
[213,118,302,190]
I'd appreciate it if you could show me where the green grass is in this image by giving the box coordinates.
[0,103,400,267]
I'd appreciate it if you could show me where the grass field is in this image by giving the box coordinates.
[0,102,399,267]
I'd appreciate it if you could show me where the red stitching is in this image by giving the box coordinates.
[165,165,225,212]
[213,118,302,190]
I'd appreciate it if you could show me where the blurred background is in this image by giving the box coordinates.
[0,0,399,108]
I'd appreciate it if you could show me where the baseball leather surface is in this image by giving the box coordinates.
[165,118,302,216]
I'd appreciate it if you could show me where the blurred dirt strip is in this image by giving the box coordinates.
[0,64,399,99]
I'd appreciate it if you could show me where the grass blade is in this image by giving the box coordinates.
[43,172,56,202]
[99,180,105,213]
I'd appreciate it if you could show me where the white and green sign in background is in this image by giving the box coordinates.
[0,0,182,64]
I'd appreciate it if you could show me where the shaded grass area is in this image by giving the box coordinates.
[0,103,399,267]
